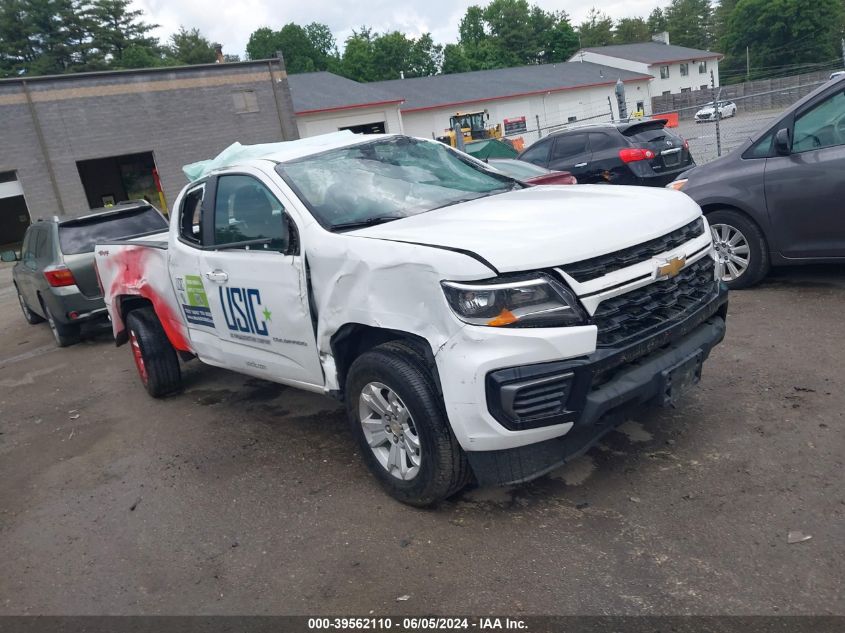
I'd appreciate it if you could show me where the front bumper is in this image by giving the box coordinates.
[437,282,728,486]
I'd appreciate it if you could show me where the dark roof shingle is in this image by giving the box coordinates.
[369,61,651,111]
[286,72,403,113]
[581,42,722,65]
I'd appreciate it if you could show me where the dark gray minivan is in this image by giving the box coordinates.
[670,74,845,288]
[13,202,168,346]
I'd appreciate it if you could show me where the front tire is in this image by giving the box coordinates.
[17,287,44,324]
[346,341,471,506]
[708,209,769,289]
[42,301,80,347]
[126,307,182,397]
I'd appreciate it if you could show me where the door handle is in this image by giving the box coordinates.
[574,162,588,168]
[205,269,228,284]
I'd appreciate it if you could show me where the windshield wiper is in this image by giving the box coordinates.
[330,216,403,232]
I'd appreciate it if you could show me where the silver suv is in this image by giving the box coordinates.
[13,202,168,346]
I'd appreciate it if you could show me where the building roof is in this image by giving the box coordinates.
[369,61,651,112]
[580,42,722,65]
[286,72,404,115]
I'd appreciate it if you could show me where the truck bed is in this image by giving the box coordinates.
[94,238,192,353]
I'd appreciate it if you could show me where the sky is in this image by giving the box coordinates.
[130,0,666,59]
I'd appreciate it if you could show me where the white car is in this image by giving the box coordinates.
[830,71,845,80]
[695,100,737,122]
[94,132,728,506]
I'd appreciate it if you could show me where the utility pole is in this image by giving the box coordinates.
[711,69,722,157]
[746,46,750,80]
[615,78,628,120]
[608,95,614,122]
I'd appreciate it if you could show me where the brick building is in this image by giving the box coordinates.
[0,59,300,249]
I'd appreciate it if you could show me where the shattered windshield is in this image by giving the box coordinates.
[275,136,518,231]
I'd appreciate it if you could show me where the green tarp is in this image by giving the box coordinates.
[463,139,518,159]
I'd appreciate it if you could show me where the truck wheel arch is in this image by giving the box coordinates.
[115,296,155,346]
[329,324,443,401]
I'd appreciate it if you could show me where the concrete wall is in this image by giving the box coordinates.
[0,60,299,222]
[296,104,403,137]
[400,79,652,143]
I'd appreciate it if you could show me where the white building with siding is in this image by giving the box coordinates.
[370,62,653,142]
[569,42,722,96]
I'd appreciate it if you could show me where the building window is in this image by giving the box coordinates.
[232,90,259,114]
[680,63,689,77]
[660,65,670,79]
[567,116,577,123]
[699,61,707,74]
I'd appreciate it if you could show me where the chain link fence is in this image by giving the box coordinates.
[653,73,833,164]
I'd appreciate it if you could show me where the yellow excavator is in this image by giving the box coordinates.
[437,110,504,148]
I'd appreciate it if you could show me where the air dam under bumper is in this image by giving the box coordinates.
[467,287,728,486]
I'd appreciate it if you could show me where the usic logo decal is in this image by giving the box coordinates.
[219,287,271,338]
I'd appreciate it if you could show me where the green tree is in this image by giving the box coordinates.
[721,0,844,80]
[577,7,614,48]
[245,22,338,73]
[535,9,578,63]
[482,0,533,67]
[614,17,651,44]
[442,43,470,73]
[647,7,668,34]
[664,0,713,49]
[166,26,216,65]
[88,0,158,66]
[340,27,375,81]
[408,33,442,77]
[371,30,411,79]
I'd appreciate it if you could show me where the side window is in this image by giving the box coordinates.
[744,130,774,159]
[588,132,615,152]
[519,139,551,166]
[213,174,292,253]
[34,228,49,260]
[660,65,670,79]
[551,134,588,161]
[792,89,845,153]
[179,185,205,244]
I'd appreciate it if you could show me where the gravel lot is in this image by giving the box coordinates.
[675,109,781,164]
[0,261,843,616]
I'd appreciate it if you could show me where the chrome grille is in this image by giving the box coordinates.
[562,218,705,283]
[592,257,717,347]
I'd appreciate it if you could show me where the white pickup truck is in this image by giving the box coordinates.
[95,132,728,506]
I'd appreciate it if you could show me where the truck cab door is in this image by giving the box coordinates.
[197,171,323,388]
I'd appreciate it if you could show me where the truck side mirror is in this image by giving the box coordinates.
[774,128,791,155]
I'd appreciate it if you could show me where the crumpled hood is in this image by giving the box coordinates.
[352,185,702,273]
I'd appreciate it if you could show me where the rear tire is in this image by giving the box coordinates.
[126,307,182,397]
[42,300,80,347]
[346,341,471,507]
[17,287,44,324]
[707,209,769,289]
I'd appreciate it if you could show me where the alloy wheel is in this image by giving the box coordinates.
[711,223,750,282]
[358,381,421,481]
[129,329,149,385]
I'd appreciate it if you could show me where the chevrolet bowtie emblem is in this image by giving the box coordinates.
[657,256,686,278]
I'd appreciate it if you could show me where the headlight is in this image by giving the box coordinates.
[666,178,688,191]
[441,275,585,328]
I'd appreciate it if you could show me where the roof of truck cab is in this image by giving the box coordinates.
[184,131,399,181]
